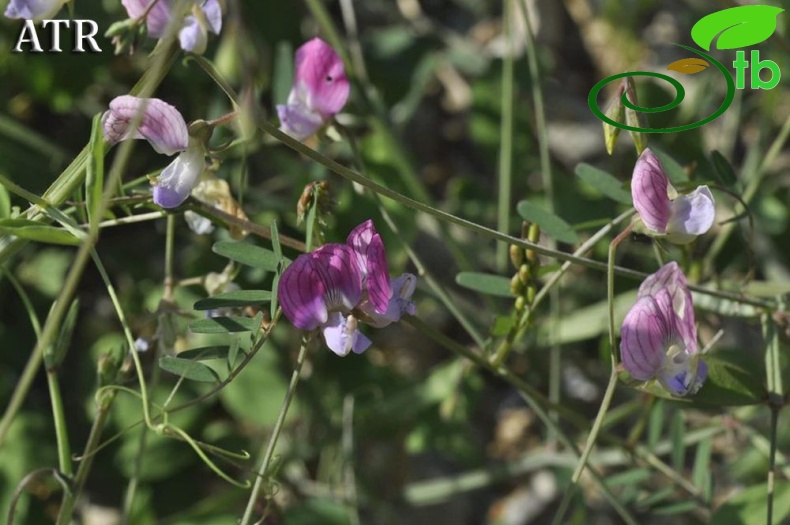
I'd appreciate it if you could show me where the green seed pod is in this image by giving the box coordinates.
[510,273,524,296]
[526,286,536,305]
[515,295,526,312]
[509,244,524,269]
[518,264,531,285]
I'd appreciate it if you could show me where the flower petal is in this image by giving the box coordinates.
[361,273,417,328]
[632,148,671,233]
[277,99,324,140]
[5,0,67,20]
[184,210,214,235]
[121,0,171,38]
[638,262,697,354]
[152,141,205,208]
[667,185,715,242]
[278,254,329,330]
[620,295,670,380]
[102,96,189,156]
[293,37,350,117]
[322,312,371,356]
[201,0,222,34]
[347,220,391,315]
[179,15,207,54]
[312,243,362,312]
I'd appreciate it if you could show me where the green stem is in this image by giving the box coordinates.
[495,0,514,272]
[240,335,311,524]
[46,370,72,477]
[767,407,779,525]
[56,389,118,524]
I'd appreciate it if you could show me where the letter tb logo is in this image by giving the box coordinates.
[733,50,780,90]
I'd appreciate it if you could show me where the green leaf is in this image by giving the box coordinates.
[710,150,738,189]
[670,410,685,471]
[159,356,220,382]
[0,219,82,246]
[283,498,350,525]
[193,290,272,311]
[574,163,632,204]
[692,437,712,502]
[212,241,281,271]
[270,220,282,320]
[711,482,790,525]
[455,272,513,297]
[516,201,579,244]
[0,184,10,218]
[176,346,231,361]
[691,5,784,51]
[188,316,259,333]
[653,501,699,515]
[273,41,294,106]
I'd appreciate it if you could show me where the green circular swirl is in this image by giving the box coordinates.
[588,44,735,133]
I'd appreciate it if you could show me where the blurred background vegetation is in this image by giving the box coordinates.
[0,0,789,523]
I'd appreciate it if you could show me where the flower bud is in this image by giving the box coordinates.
[509,244,524,269]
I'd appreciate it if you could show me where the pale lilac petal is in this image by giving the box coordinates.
[179,15,207,54]
[278,255,329,330]
[658,350,706,396]
[121,0,171,38]
[201,0,222,34]
[361,273,417,328]
[277,100,323,140]
[102,96,188,156]
[667,185,715,242]
[184,210,214,234]
[152,141,205,208]
[620,296,668,381]
[5,0,66,20]
[347,220,391,315]
[293,37,350,118]
[322,312,372,356]
[632,148,671,233]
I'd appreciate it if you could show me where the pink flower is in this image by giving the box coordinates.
[278,221,416,356]
[620,263,706,396]
[121,0,222,54]
[102,95,205,208]
[277,38,350,140]
[632,148,715,244]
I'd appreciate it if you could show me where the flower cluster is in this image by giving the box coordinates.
[277,38,350,141]
[121,0,222,54]
[102,95,205,208]
[631,148,715,244]
[278,220,416,356]
[620,262,707,396]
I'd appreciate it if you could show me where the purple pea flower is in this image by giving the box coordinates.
[102,95,205,208]
[4,0,68,20]
[278,221,416,356]
[632,148,715,244]
[277,37,350,140]
[620,263,707,396]
[121,0,222,54]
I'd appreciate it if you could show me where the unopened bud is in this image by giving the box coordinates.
[528,223,540,244]
[623,77,648,155]
[526,286,536,305]
[602,88,625,156]
[515,295,526,312]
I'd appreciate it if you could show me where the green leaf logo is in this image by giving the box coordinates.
[691,5,784,51]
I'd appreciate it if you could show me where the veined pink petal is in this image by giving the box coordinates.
[638,262,697,354]
[102,96,188,156]
[5,0,67,20]
[632,148,671,233]
[278,254,329,330]
[667,185,715,243]
[620,295,670,381]
[294,37,350,118]
[279,243,362,333]
[347,220,391,315]
[121,0,172,38]
[152,140,205,208]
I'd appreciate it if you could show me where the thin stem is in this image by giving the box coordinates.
[767,407,780,525]
[495,0,514,272]
[46,370,72,478]
[240,335,311,525]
